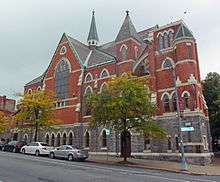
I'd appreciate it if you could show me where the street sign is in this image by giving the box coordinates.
[105,128,110,135]
[181,127,194,132]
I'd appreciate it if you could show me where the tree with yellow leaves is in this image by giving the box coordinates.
[0,111,9,135]
[16,91,61,142]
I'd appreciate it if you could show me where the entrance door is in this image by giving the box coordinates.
[121,130,131,158]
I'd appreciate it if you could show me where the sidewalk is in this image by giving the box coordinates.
[88,155,220,176]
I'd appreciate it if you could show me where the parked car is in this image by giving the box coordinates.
[49,145,88,161]
[21,142,54,156]
[2,141,27,153]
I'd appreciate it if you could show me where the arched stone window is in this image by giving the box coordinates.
[121,45,127,62]
[85,132,90,148]
[62,133,67,145]
[45,134,49,145]
[51,134,55,147]
[102,130,107,148]
[158,34,163,50]
[37,86,41,91]
[183,92,190,109]
[28,89,32,94]
[100,69,109,78]
[100,82,107,93]
[162,94,170,112]
[84,86,93,116]
[85,73,93,82]
[169,32,173,47]
[56,133,61,147]
[55,59,70,99]
[68,132,73,145]
[164,32,168,49]
[162,59,172,69]
[172,93,177,111]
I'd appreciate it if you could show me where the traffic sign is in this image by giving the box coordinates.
[181,127,194,132]
[105,128,110,135]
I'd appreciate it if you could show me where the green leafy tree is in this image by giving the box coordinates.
[16,91,61,142]
[0,111,8,134]
[87,75,167,161]
[203,72,220,138]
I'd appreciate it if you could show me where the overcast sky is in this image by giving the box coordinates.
[0,0,219,100]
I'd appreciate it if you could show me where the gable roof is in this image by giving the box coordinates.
[25,72,45,86]
[115,11,142,43]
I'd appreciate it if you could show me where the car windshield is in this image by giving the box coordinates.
[8,141,17,145]
[40,143,49,146]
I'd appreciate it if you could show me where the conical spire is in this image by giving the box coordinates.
[87,10,99,46]
[115,11,142,43]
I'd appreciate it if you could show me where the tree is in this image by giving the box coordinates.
[203,72,220,138]
[87,75,167,161]
[0,111,8,135]
[16,91,61,142]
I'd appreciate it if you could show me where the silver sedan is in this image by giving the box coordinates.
[49,145,88,161]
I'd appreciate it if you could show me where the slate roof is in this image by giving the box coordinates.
[25,72,45,86]
[87,49,116,68]
[87,11,99,42]
[67,36,91,64]
[175,23,194,40]
[98,41,117,57]
[115,11,142,43]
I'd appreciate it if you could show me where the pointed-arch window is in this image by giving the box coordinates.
[183,92,190,109]
[56,133,61,147]
[85,73,93,82]
[102,130,107,147]
[46,134,49,145]
[63,133,67,145]
[100,69,109,78]
[100,83,107,93]
[164,32,168,49]
[163,94,170,112]
[172,94,177,112]
[121,46,127,62]
[169,32,173,47]
[84,86,93,116]
[85,132,90,148]
[68,132,73,145]
[159,34,163,50]
[163,59,172,69]
[51,134,55,147]
[55,59,70,99]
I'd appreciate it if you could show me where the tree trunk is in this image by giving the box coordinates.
[34,109,39,142]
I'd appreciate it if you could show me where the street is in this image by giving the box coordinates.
[0,152,219,182]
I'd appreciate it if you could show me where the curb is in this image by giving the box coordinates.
[87,159,208,176]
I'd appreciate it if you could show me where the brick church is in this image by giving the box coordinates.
[21,11,212,164]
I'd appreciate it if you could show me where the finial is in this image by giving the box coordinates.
[92,10,95,16]
[126,10,129,16]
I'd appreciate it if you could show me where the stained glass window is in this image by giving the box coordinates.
[55,60,70,99]
[169,32,173,47]
[159,34,163,50]
[121,46,127,62]
[163,94,170,112]
[164,32,168,48]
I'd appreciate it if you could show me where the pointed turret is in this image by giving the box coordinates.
[87,10,99,48]
[115,11,142,43]
[175,23,194,40]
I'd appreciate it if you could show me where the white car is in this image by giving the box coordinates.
[21,142,54,156]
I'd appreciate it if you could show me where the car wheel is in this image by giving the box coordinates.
[49,152,55,159]
[35,150,40,157]
[68,154,73,161]
[22,149,25,154]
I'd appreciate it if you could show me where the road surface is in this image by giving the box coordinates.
[0,151,219,182]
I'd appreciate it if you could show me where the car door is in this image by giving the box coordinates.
[25,143,33,154]
[56,145,65,158]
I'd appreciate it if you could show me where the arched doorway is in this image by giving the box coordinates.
[51,134,55,147]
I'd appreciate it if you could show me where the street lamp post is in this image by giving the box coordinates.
[170,65,188,171]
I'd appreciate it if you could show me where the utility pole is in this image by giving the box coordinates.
[170,65,188,171]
